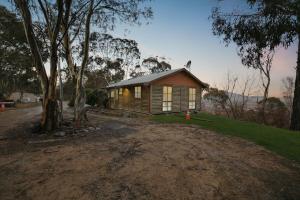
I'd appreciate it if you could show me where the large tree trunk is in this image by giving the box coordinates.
[15,0,63,131]
[290,38,300,130]
[74,0,94,125]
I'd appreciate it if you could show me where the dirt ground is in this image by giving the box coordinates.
[0,107,300,200]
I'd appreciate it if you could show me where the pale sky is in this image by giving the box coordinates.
[2,0,297,97]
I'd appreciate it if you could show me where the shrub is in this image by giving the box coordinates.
[86,89,108,107]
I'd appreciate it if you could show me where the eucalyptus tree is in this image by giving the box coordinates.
[142,56,171,73]
[211,0,300,130]
[0,6,42,98]
[60,0,152,124]
[13,0,72,131]
[88,33,140,81]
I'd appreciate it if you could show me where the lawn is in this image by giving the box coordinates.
[152,112,300,163]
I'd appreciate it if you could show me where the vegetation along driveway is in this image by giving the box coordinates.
[0,107,300,200]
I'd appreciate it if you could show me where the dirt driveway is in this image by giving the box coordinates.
[0,107,300,200]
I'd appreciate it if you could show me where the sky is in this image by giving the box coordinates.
[108,0,298,97]
[2,0,297,97]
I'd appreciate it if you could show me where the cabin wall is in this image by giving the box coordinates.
[108,85,150,113]
[150,71,204,114]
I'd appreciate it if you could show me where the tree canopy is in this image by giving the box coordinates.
[211,0,300,130]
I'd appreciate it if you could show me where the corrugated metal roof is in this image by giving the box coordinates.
[107,68,208,88]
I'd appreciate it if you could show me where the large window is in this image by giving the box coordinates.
[119,88,123,96]
[163,86,172,111]
[189,88,196,109]
[135,86,141,98]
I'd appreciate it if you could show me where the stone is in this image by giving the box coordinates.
[54,131,66,137]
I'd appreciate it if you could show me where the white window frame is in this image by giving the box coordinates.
[134,86,141,98]
[189,88,196,109]
[163,86,172,111]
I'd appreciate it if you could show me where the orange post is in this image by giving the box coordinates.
[185,110,190,120]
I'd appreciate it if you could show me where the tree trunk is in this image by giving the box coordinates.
[260,76,270,123]
[15,0,62,131]
[290,37,300,130]
[42,95,59,131]
[74,0,94,126]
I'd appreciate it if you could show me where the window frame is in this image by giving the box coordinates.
[134,86,141,99]
[189,88,196,110]
[162,86,172,111]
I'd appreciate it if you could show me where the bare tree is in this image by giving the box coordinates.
[257,51,274,122]
[222,72,255,119]
[204,72,255,119]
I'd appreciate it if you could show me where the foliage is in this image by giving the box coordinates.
[142,56,171,73]
[211,0,300,130]
[129,56,172,78]
[152,112,300,163]
[203,87,229,115]
[258,97,289,128]
[0,6,41,98]
[86,88,108,107]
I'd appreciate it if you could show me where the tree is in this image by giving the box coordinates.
[239,49,275,122]
[142,56,171,73]
[60,0,152,125]
[259,97,289,127]
[88,33,140,80]
[13,0,70,131]
[211,0,300,130]
[203,87,230,116]
[282,76,294,122]
[129,65,146,78]
[0,6,42,99]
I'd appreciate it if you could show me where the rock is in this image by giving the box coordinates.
[88,127,95,131]
[54,131,66,137]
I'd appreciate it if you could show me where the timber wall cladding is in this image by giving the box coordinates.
[151,85,163,114]
[151,85,202,113]
[141,86,150,112]
[172,86,181,112]
[180,86,188,111]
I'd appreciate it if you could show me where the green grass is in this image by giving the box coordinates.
[152,112,300,163]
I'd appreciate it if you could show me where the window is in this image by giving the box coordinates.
[135,86,141,98]
[110,89,115,98]
[163,86,172,111]
[119,88,123,96]
[189,88,196,109]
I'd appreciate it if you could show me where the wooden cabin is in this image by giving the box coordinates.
[107,68,208,114]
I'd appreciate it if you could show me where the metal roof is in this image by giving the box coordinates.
[107,68,208,88]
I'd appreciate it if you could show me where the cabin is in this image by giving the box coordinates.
[107,68,209,114]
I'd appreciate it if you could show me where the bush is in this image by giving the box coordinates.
[86,89,108,108]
